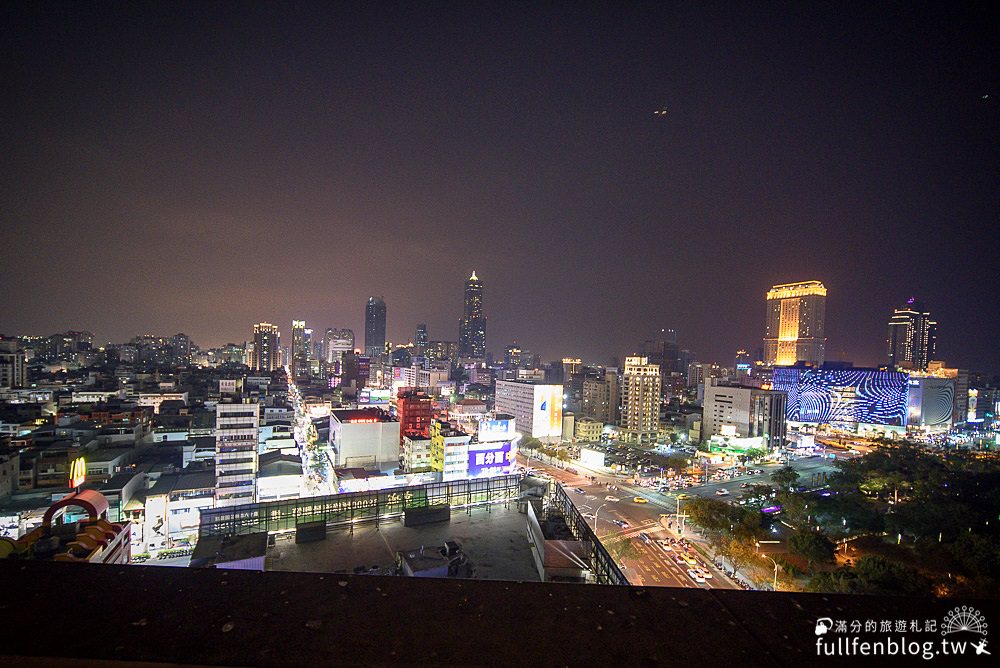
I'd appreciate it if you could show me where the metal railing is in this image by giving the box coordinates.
[552,483,629,586]
[199,474,521,538]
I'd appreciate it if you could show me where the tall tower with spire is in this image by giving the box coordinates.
[458,271,486,359]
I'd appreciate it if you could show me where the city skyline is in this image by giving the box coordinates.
[2,4,996,371]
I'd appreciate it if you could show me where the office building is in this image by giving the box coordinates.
[702,380,787,450]
[620,356,661,443]
[763,281,827,366]
[574,416,604,443]
[324,328,355,363]
[562,358,582,379]
[494,379,563,442]
[365,296,387,359]
[887,298,937,371]
[251,322,280,372]
[291,320,307,359]
[414,324,429,357]
[430,419,471,481]
[458,271,486,359]
[329,408,400,471]
[214,400,260,507]
[504,344,522,369]
[641,328,680,376]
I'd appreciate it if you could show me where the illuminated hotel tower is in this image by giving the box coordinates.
[763,281,827,366]
[458,271,486,359]
[887,298,937,371]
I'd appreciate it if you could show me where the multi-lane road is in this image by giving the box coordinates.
[519,452,840,589]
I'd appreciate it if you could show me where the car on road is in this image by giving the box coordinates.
[698,568,713,580]
[605,495,621,502]
[639,532,651,543]
[656,539,673,551]
[573,488,586,494]
[687,569,706,583]
[715,488,730,496]
[676,493,692,500]
[633,497,648,504]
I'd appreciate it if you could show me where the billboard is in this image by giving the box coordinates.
[467,440,514,477]
[532,385,563,439]
[358,389,391,405]
[477,417,517,442]
[773,367,908,426]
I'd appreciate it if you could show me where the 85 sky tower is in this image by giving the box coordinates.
[458,271,486,360]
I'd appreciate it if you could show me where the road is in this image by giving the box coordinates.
[286,371,336,496]
[520,454,732,589]
[520,452,840,589]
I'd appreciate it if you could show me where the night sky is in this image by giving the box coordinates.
[2,3,996,371]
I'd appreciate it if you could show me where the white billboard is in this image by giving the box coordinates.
[532,385,563,440]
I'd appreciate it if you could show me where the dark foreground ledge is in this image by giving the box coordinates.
[1,560,996,667]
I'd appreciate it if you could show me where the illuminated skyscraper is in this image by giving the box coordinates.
[251,322,280,372]
[365,296,387,358]
[291,320,306,358]
[620,356,661,443]
[290,319,307,377]
[763,281,827,366]
[458,271,486,359]
[887,298,937,371]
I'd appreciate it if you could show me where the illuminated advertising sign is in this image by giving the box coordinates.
[968,389,979,423]
[358,389,391,405]
[69,457,86,488]
[773,367,908,426]
[532,385,563,439]
[467,440,514,477]
[477,417,516,442]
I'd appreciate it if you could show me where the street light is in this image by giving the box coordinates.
[593,503,608,533]
[761,553,779,590]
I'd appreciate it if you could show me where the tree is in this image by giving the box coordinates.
[668,432,681,445]
[664,454,691,473]
[605,536,640,563]
[788,530,835,568]
[684,497,733,534]
[744,448,767,463]
[771,465,800,491]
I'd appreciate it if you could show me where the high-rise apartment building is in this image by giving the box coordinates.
[887,298,937,371]
[365,297,387,359]
[620,356,661,443]
[214,399,260,507]
[763,281,827,366]
[0,339,26,388]
[458,271,486,359]
[251,322,280,372]
[581,370,619,425]
[397,388,433,442]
